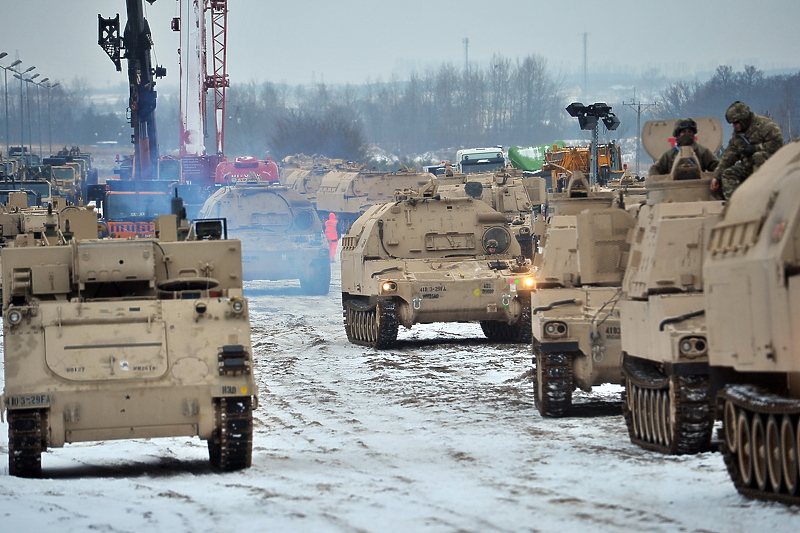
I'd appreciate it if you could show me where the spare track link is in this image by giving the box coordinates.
[718,386,800,505]
[8,408,46,478]
[533,347,573,417]
[208,396,253,471]
[343,298,398,349]
[622,373,713,455]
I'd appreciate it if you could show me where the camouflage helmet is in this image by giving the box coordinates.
[725,101,753,126]
[673,118,698,137]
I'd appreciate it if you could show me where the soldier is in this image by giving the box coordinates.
[710,101,784,199]
[648,118,719,176]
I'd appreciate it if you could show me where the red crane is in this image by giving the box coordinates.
[167,0,228,191]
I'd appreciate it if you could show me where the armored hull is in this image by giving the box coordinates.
[340,189,534,349]
[530,175,633,416]
[1,220,256,476]
[200,180,330,295]
[704,140,800,505]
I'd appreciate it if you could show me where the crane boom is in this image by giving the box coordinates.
[98,0,164,181]
[172,0,227,187]
[208,1,229,156]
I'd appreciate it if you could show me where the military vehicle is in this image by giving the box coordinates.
[313,166,435,234]
[199,176,330,295]
[280,155,436,234]
[704,140,800,505]
[280,154,337,207]
[619,117,724,454]
[1,211,256,477]
[531,173,634,416]
[340,180,534,349]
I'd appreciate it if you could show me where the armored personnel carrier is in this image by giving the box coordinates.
[1,212,256,477]
[704,140,800,505]
[619,117,724,454]
[531,173,634,416]
[340,181,534,349]
[198,176,330,295]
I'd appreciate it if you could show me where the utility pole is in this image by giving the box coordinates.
[622,96,656,176]
[582,32,588,97]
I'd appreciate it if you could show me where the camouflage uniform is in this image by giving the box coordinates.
[649,118,719,176]
[649,143,719,176]
[715,101,784,199]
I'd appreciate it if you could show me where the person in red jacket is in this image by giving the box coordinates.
[324,212,339,261]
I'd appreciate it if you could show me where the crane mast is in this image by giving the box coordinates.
[208,1,229,156]
[174,1,228,170]
[99,0,165,181]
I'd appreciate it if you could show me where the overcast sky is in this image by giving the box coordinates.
[2,0,799,91]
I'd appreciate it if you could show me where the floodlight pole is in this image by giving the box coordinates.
[590,124,599,186]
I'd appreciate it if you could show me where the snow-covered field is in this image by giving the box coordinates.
[1,262,798,532]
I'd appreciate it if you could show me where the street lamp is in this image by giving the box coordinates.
[25,73,40,159]
[12,65,35,159]
[0,54,22,158]
[36,78,48,159]
[565,102,620,185]
[44,81,59,154]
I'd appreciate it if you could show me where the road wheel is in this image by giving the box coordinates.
[738,411,754,487]
[783,416,799,495]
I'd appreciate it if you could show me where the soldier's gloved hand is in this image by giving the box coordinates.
[742,144,757,157]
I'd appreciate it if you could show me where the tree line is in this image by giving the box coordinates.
[2,58,798,165]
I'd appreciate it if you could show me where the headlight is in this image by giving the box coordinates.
[7,309,22,324]
[230,298,245,313]
[380,281,397,293]
[522,276,535,289]
[544,321,567,338]
[678,336,707,358]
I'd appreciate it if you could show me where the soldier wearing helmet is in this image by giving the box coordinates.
[710,101,784,199]
[648,118,719,176]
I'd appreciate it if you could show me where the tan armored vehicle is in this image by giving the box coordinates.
[704,140,800,505]
[1,212,256,477]
[531,173,634,416]
[340,181,534,349]
[199,178,330,295]
[280,153,340,207]
[619,117,724,454]
[314,167,435,233]
[281,155,436,234]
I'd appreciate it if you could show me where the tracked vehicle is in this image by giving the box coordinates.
[705,140,800,505]
[531,173,634,416]
[198,177,330,295]
[340,181,534,349]
[619,118,724,454]
[1,212,256,477]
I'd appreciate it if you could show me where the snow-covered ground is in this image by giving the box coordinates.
[1,262,798,532]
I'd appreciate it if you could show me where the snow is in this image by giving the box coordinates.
[1,261,798,532]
